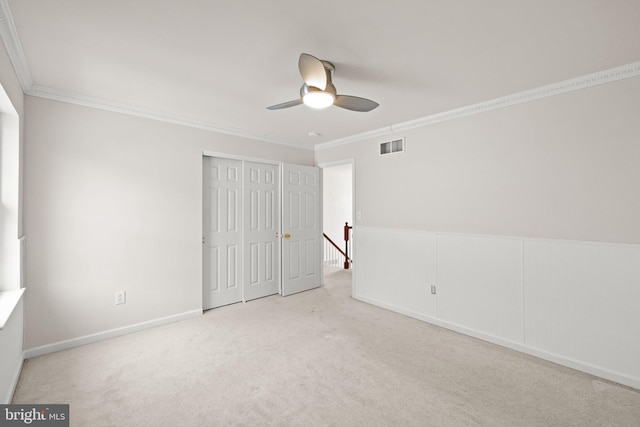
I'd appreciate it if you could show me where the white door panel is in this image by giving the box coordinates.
[203,157,243,309]
[282,164,322,296]
[204,159,320,307]
[244,161,280,301]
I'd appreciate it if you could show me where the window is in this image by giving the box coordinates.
[0,83,21,293]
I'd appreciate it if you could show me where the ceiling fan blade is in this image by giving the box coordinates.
[334,95,379,112]
[299,53,327,90]
[266,99,303,110]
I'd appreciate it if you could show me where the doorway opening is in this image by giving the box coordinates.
[320,161,354,292]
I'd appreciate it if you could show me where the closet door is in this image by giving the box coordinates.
[243,161,280,301]
[203,157,243,309]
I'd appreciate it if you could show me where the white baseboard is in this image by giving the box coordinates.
[3,353,23,404]
[24,309,203,359]
[353,293,640,391]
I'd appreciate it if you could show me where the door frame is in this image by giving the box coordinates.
[202,151,281,167]
[318,158,356,297]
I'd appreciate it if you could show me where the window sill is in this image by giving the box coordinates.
[0,288,25,330]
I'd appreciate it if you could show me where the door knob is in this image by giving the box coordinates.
[284,233,291,239]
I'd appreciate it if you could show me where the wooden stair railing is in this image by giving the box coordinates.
[323,222,353,269]
[343,222,352,269]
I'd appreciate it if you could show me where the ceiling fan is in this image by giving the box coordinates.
[266,53,379,112]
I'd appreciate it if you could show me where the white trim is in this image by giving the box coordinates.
[353,293,640,390]
[0,0,32,91]
[315,61,640,151]
[319,167,324,288]
[23,309,202,359]
[520,239,526,346]
[202,150,281,165]
[351,161,356,299]
[317,157,355,169]
[0,288,24,330]
[26,85,314,150]
[317,126,395,150]
[3,355,23,404]
[355,225,640,249]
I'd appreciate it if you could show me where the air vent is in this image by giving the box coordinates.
[380,138,405,155]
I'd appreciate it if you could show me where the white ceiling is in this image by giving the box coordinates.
[4,0,640,149]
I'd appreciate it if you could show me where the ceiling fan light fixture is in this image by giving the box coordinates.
[266,53,378,112]
[302,91,335,109]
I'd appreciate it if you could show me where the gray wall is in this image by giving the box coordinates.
[316,74,640,389]
[317,75,640,244]
[23,96,314,351]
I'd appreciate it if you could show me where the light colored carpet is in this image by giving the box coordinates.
[13,266,640,426]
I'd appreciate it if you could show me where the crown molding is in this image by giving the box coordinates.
[0,1,312,151]
[3,2,638,153]
[0,0,32,91]
[26,85,313,150]
[315,61,640,151]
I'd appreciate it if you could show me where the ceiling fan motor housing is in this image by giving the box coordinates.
[300,81,337,98]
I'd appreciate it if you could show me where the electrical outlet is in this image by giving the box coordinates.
[115,291,126,305]
[430,285,437,295]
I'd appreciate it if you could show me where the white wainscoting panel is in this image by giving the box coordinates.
[354,226,640,389]
[355,227,437,318]
[437,234,524,343]
[524,240,640,382]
